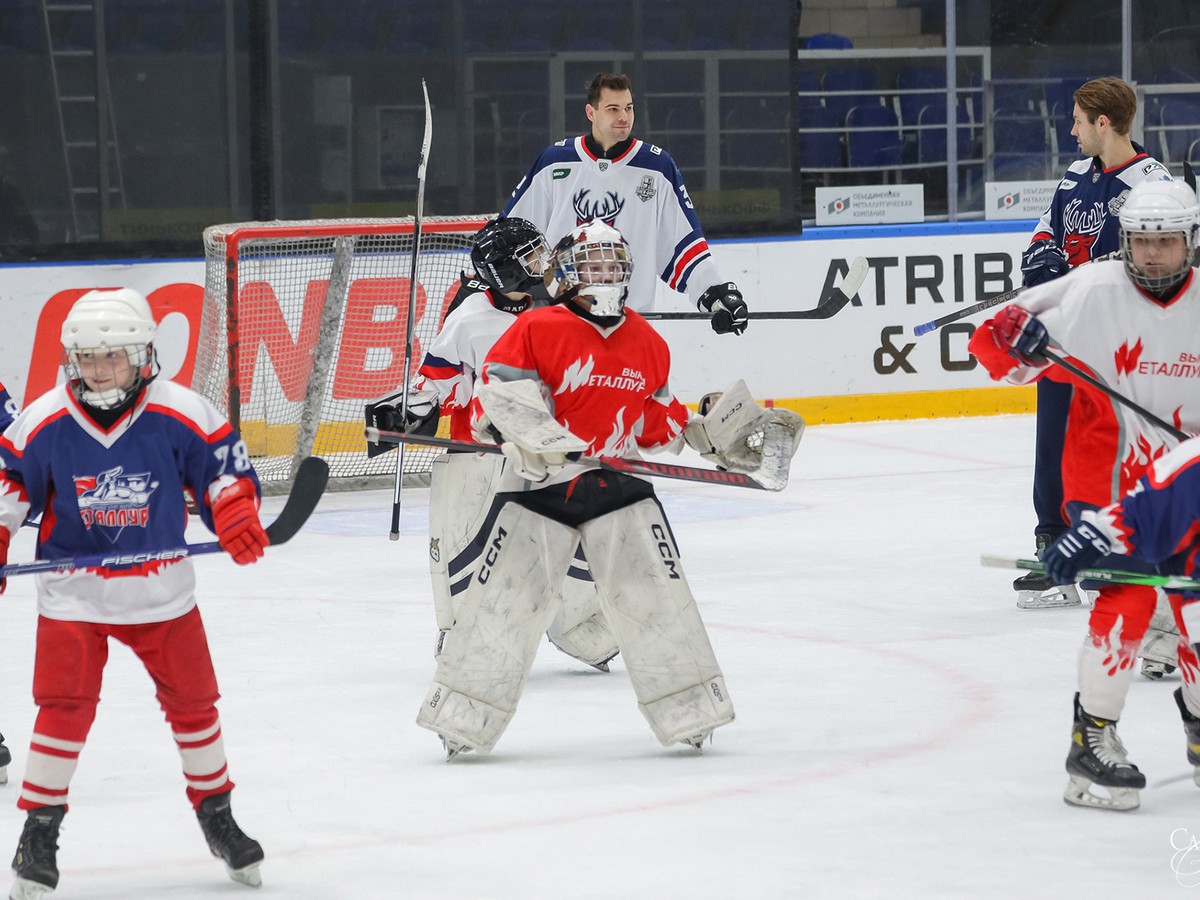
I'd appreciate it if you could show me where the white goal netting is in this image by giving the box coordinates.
[193,215,493,490]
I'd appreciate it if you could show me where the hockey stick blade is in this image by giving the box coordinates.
[0,457,330,580]
[642,256,868,322]
[365,429,778,490]
[981,554,1200,591]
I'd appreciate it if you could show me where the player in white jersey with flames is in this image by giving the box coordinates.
[414,220,803,758]
[368,217,621,670]
[503,72,749,335]
[0,290,268,896]
[969,179,1200,811]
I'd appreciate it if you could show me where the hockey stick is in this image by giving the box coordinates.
[0,457,330,580]
[365,428,779,490]
[912,284,1024,336]
[641,256,869,322]
[981,554,1200,591]
[1042,347,1189,441]
[390,78,433,542]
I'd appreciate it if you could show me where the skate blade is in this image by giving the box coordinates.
[1017,585,1083,609]
[1063,774,1140,811]
[440,736,472,761]
[226,861,262,888]
[9,877,55,899]
[0,765,7,786]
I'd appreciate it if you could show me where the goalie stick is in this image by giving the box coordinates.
[981,554,1200,591]
[390,78,433,542]
[641,256,869,322]
[364,429,780,491]
[0,456,329,580]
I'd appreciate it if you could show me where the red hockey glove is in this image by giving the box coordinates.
[0,525,9,594]
[967,306,1050,380]
[211,479,269,565]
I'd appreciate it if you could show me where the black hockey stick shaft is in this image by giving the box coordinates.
[1042,348,1189,441]
[0,456,330,579]
[365,428,774,490]
[912,284,1025,336]
[390,78,433,541]
[642,256,869,322]
[981,554,1200,590]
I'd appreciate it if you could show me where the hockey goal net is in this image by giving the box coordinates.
[193,215,492,491]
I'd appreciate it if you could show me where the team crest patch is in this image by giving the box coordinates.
[429,537,440,563]
[636,175,656,202]
[74,465,159,542]
[598,161,609,172]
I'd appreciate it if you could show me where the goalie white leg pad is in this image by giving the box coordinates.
[416,501,579,754]
[545,550,620,671]
[428,453,505,634]
[580,498,734,747]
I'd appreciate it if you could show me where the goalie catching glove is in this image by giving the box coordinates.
[683,379,804,490]
[475,380,589,483]
[364,386,440,457]
[209,478,269,565]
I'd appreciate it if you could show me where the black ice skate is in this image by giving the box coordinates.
[1015,534,1082,609]
[0,733,11,786]
[9,806,64,900]
[1174,687,1200,788]
[1063,694,1145,811]
[196,791,264,888]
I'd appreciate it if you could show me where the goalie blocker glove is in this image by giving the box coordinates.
[698,283,748,336]
[1043,521,1112,586]
[364,388,440,457]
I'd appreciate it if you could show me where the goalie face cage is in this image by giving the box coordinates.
[195,216,493,492]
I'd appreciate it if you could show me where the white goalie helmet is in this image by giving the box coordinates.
[61,288,159,409]
[553,220,633,321]
[1118,180,1199,293]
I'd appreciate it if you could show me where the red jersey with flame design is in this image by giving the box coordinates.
[998,260,1200,506]
[474,304,689,490]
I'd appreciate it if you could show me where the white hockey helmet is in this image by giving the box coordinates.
[61,288,159,409]
[552,220,633,322]
[1118,180,1199,293]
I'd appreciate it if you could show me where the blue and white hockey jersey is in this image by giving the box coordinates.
[501,136,722,311]
[0,381,16,433]
[1030,142,1170,264]
[0,379,260,624]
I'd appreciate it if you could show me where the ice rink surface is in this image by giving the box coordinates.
[1,413,1198,899]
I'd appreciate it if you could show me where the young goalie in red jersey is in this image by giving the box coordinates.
[0,290,268,897]
[414,221,803,758]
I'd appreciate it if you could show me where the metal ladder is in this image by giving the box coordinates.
[41,0,126,240]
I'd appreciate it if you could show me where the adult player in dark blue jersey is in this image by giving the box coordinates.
[0,378,15,786]
[1014,76,1171,610]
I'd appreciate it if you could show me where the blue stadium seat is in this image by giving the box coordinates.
[846,105,902,168]
[917,103,973,163]
[1159,97,1200,164]
[796,71,823,110]
[797,106,843,170]
[992,109,1050,180]
[805,32,853,50]
[897,66,945,128]
[823,68,880,126]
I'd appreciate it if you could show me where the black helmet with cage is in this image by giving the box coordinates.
[470,217,552,307]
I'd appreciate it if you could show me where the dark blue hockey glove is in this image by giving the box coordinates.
[1043,521,1112,586]
[1021,239,1070,287]
[699,283,748,336]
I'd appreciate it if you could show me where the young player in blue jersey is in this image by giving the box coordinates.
[0,379,15,787]
[1014,77,1172,612]
[0,290,268,897]
[502,72,748,334]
